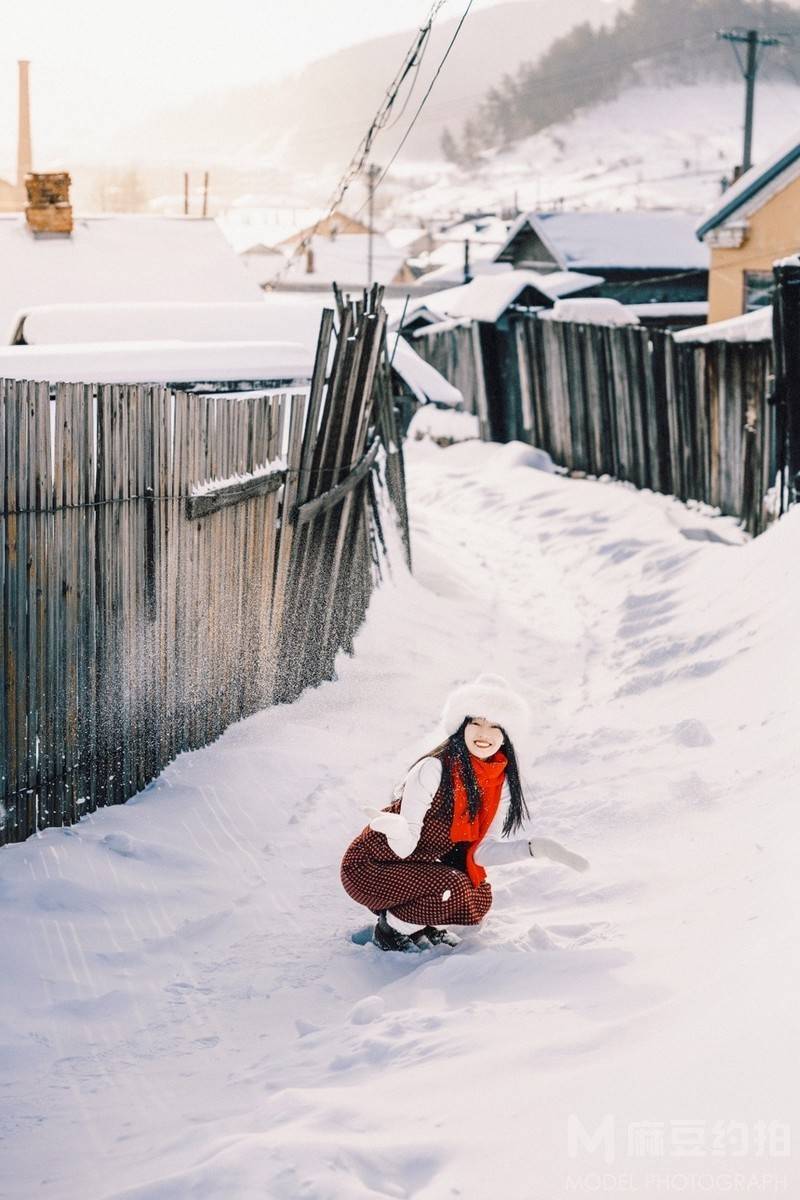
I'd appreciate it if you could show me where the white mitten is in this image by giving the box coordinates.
[473,838,533,866]
[364,807,419,858]
[530,836,590,873]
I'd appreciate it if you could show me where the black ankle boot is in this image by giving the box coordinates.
[373,911,423,953]
[411,925,461,947]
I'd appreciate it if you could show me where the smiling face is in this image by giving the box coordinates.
[463,716,504,759]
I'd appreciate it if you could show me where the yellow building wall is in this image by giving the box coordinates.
[707,176,800,323]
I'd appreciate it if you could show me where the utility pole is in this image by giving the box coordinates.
[366,163,381,283]
[202,170,209,218]
[183,171,189,216]
[718,28,784,175]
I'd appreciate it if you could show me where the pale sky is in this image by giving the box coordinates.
[0,0,506,174]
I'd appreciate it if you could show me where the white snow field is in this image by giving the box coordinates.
[2,437,799,1199]
[387,81,800,220]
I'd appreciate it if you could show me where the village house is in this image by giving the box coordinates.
[239,241,288,287]
[0,173,269,342]
[494,209,709,309]
[405,213,511,285]
[695,135,800,324]
[265,209,413,290]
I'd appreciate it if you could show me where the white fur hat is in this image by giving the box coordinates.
[439,673,531,754]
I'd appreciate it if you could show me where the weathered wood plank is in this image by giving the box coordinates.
[294,437,380,526]
[186,466,286,519]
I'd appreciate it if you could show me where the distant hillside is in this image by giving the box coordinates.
[385,77,800,223]
[444,0,800,164]
[105,0,622,175]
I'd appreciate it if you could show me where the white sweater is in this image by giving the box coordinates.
[387,756,534,866]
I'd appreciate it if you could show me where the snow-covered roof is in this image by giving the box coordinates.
[415,260,510,287]
[2,294,460,406]
[241,242,285,257]
[0,214,264,344]
[406,268,602,325]
[628,301,708,319]
[410,317,472,338]
[695,136,800,241]
[497,210,709,271]
[384,227,431,250]
[390,336,462,407]
[436,216,510,245]
[266,233,406,287]
[8,300,307,347]
[0,340,314,385]
[395,303,449,331]
[217,206,325,255]
[539,297,640,326]
[673,305,773,344]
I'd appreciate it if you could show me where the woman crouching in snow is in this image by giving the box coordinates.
[341,674,589,952]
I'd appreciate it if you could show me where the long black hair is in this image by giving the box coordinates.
[415,716,530,836]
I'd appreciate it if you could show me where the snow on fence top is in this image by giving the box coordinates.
[539,297,640,326]
[0,214,264,343]
[673,306,773,345]
[628,301,708,320]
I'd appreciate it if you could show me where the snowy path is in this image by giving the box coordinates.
[2,439,798,1199]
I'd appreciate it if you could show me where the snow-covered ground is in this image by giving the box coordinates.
[386,81,800,221]
[2,437,799,1199]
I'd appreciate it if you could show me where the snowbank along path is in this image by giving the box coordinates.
[2,438,798,1199]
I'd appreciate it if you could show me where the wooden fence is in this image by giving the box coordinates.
[1,285,410,845]
[412,313,776,535]
[408,321,490,437]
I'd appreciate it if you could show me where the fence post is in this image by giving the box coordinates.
[772,259,800,511]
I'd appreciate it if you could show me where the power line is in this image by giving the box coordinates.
[362,0,475,198]
[266,0,447,289]
[267,0,478,288]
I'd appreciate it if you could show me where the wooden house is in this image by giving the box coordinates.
[695,136,800,323]
[495,210,708,306]
[272,209,409,290]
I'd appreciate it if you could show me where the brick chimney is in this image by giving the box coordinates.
[25,172,73,235]
[16,60,32,194]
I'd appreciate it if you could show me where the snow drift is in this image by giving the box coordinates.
[1,438,798,1198]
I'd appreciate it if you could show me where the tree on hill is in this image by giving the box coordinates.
[449,0,800,159]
